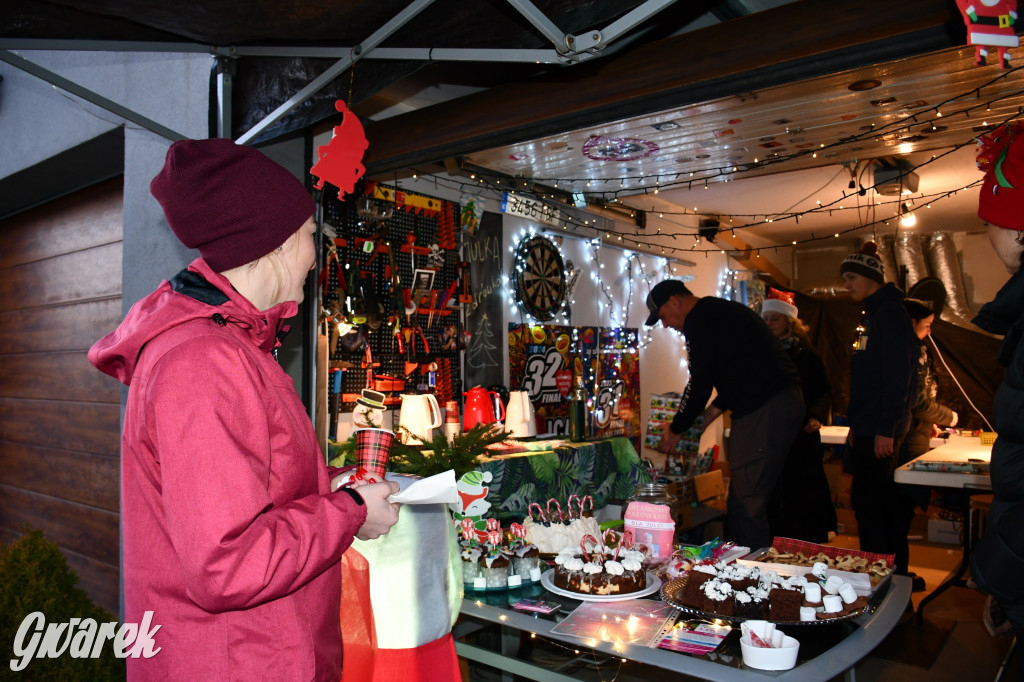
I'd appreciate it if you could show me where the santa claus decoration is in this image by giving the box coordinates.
[956,0,1019,68]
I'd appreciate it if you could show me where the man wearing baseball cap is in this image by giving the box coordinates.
[643,280,804,549]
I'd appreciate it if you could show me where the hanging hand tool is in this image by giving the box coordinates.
[427,290,438,328]
[457,260,473,303]
[437,278,459,311]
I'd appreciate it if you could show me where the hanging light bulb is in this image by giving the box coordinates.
[900,202,917,228]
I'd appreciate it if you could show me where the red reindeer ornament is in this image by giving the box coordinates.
[310,100,369,199]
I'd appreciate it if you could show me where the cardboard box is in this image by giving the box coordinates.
[928,517,961,545]
[694,469,727,509]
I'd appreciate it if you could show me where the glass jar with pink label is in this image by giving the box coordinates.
[623,483,676,563]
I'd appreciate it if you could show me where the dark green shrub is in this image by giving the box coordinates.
[0,529,125,681]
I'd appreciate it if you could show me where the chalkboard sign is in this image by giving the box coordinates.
[463,211,504,390]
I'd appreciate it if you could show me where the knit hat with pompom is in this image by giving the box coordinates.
[840,241,885,284]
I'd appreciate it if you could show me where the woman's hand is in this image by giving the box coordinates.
[804,417,822,433]
[354,481,401,540]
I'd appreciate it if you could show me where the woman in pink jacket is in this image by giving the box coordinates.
[89,138,400,681]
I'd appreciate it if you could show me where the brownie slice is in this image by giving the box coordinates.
[734,590,766,619]
[701,579,735,617]
[681,566,717,608]
[768,586,802,622]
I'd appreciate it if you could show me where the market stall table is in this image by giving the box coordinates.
[818,425,944,449]
[893,434,992,624]
[478,436,654,520]
[453,575,912,681]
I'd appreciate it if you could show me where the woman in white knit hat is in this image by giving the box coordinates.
[762,288,837,543]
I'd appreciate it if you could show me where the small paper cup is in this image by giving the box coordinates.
[740,634,800,671]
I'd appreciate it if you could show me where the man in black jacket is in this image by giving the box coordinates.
[840,243,917,572]
[644,280,804,549]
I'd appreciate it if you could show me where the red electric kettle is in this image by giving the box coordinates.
[463,386,505,431]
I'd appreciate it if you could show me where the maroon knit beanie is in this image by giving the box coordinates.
[150,138,315,272]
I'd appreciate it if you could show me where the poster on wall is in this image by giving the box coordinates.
[463,211,504,390]
[593,328,641,450]
[508,324,640,450]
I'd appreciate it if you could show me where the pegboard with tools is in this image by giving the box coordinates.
[320,181,467,415]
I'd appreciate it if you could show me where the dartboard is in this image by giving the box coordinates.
[512,235,567,321]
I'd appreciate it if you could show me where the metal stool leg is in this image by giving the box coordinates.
[994,635,1017,682]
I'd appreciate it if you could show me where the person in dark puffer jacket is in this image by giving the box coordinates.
[967,122,1024,649]
[840,242,918,576]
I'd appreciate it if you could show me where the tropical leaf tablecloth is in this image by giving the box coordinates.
[478,437,654,520]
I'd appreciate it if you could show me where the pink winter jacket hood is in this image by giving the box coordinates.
[90,258,364,681]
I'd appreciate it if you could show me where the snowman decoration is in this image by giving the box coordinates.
[353,388,387,428]
[450,470,493,542]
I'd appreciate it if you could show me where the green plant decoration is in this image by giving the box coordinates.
[0,528,125,680]
[389,424,511,480]
[327,433,357,468]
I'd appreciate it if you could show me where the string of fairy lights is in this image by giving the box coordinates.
[404,66,1024,260]
[530,64,1024,195]
[387,66,1024,355]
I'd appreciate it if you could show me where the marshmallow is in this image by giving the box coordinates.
[474,576,487,590]
[824,575,844,595]
[812,562,829,579]
[529,566,542,582]
[800,606,818,621]
[804,582,822,603]
[839,583,858,604]
[823,594,843,613]
[508,574,522,587]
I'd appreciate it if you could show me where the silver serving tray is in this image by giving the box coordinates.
[659,574,873,626]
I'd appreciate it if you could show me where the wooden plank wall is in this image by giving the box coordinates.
[0,178,123,615]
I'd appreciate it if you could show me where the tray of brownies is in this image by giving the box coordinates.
[660,557,875,626]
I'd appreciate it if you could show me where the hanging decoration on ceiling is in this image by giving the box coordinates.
[310,100,368,200]
[582,136,659,162]
[956,0,1019,68]
[510,233,568,322]
[975,120,1023,175]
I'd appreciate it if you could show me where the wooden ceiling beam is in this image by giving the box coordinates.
[718,232,790,288]
[363,0,961,175]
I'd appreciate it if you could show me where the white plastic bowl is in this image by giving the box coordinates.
[740,634,800,671]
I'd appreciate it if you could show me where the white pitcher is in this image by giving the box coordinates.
[398,393,442,445]
[505,390,536,439]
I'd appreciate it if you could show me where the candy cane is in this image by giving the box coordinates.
[485,517,500,532]
[567,494,581,520]
[580,534,601,561]
[598,524,614,557]
[581,495,594,517]
[529,502,549,526]
[547,498,567,525]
